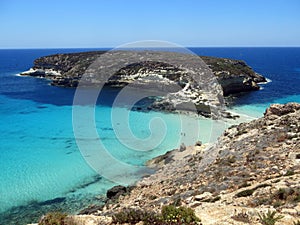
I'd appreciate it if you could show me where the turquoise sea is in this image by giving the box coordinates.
[0,48,299,224]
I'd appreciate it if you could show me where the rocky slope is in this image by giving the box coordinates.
[20,50,266,118]
[63,103,300,225]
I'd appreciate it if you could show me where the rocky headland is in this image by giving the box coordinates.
[36,103,299,225]
[21,50,266,118]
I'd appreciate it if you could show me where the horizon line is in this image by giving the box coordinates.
[1,45,300,50]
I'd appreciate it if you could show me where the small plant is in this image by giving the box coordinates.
[272,200,283,208]
[258,210,284,225]
[284,170,295,176]
[38,212,68,225]
[293,220,300,225]
[231,211,251,223]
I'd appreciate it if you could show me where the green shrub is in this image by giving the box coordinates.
[258,210,284,225]
[293,220,300,225]
[112,205,200,225]
[161,205,200,224]
[112,208,158,224]
[38,212,69,225]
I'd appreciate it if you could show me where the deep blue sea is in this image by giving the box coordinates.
[0,48,299,224]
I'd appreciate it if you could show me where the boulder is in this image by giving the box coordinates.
[106,185,127,200]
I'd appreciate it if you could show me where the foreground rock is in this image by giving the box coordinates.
[72,103,299,224]
[21,50,266,118]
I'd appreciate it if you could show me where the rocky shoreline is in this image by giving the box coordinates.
[20,50,266,118]
[36,102,298,225]
[27,103,300,224]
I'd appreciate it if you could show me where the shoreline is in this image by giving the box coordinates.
[78,102,300,225]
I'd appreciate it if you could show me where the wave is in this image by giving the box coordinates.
[258,77,272,84]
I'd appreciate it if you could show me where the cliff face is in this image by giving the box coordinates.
[200,56,266,95]
[87,103,300,224]
[21,50,266,95]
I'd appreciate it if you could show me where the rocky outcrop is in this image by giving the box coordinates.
[83,103,300,224]
[264,102,300,117]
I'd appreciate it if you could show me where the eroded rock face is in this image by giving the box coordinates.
[200,55,266,95]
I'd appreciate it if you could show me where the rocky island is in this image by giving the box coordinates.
[21,50,266,118]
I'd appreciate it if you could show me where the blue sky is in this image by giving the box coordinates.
[0,0,300,48]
